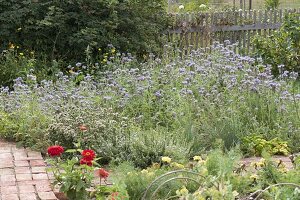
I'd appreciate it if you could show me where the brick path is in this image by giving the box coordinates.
[0,140,57,200]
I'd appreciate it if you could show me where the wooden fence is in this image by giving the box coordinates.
[166,8,300,54]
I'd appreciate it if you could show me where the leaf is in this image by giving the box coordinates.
[65,149,77,153]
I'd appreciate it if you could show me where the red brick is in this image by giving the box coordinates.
[38,192,57,200]
[0,168,14,175]
[15,167,31,174]
[0,153,13,159]
[32,173,48,180]
[17,180,49,186]
[16,174,32,181]
[0,180,16,186]
[14,154,28,161]
[19,185,36,193]
[1,194,19,200]
[27,151,42,158]
[0,161,14,168]
[30,160,45,167]
[1,174,16,182]
[1,185,18,194]
[31,167,46,174]
[0,147,11,153]
[14,161,29,167]
[19,193,37,200]
[12,147,25,152]
[35,183,52,192]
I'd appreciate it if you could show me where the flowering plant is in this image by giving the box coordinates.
[46,145,111,200]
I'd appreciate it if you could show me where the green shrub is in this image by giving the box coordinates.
[264,0,280,10]
[252,13,300,76]
[0,0,169,62]
[0,49,33,87]
[241,135,289,157]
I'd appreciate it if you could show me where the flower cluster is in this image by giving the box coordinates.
[1,42,300,167]
[80,149,96,166]
[47,145,64,157]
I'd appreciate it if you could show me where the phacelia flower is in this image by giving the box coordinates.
[47,145,64,157]
[80,158,92,166]
[98,168,109,179]
[161,156,172,163]
[81,149,96,161]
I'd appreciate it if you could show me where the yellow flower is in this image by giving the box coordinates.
[250,174,258,180]
[171,162,185,169]
[19,52,24,56]
[8,43,15,49]
[147,172,154,177]
[193,156,202,161]
[98,48,101,51]
[200,168,208,175]
[176,186,189,196]
[151,162,160,169]
[232,190,239,197]
[141,169,148,174]
[111,48,116,53]
[161,156,171,163]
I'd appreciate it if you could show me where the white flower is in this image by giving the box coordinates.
[179,5,184,10]
[199,4,207,9]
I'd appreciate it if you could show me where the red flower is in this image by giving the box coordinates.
[111,192,119,200]
[80,158,92,166]
[47,145,64,157]
[81,149,96,161]
[98,168,109,179]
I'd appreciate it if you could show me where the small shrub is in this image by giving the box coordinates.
[241,135,289,157]
[264,0,280,10]
[252,13,300,76]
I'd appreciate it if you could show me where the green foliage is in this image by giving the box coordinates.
[0,0,169,62]
[0,111,18,140]
[0,49,32,87]
[47,157,95,200]
[253,13,300,76]
[265,0,280,10]
[0,93,50,149]
[242,135,289,157]
[170,0,210,12]
[47,103,131,163]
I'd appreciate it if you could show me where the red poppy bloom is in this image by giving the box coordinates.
[80,158,92,166]
[47,145,64,157]
[98,168,109,179]
[81,149,96,161]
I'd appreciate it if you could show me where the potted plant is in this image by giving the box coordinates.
[46,145,106,200]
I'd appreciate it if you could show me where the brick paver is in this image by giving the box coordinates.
[0,140,58,200]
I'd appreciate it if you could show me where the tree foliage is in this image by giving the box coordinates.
[0,0,169,61]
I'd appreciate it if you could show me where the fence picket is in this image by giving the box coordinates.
[167,9,300,54]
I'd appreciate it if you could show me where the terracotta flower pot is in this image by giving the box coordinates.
[55,192,68,200]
